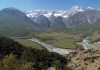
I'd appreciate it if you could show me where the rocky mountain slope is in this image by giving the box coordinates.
[26,6,85,29]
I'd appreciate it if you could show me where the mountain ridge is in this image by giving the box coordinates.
[26,6,100,33]
[0,6,100,36]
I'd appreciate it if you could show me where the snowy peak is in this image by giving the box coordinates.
[25,6,100,31]
[66,6,84,16]
[88,7,95,10]
[70,6,84,11]
[26,10,48,17]
[26,6,100,18]
[26,6,85,18]
[26,10,64,18]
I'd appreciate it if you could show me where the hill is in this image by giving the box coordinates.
[0,37,67,70]
[0,7,38,36]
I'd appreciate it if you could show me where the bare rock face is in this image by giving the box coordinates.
[66,50,100,70]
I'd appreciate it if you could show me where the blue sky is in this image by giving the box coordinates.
[0,0,100,11]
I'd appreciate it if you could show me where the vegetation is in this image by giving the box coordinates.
[46,38,76,48]
[90,37,100,44]
[98,67,100,70]
[0,37,67,70]
[34,32,80,49]
[0,54,33,70]
[71,22,100,36]
[0,7,38,37]
[66,50,100,70]
[13,38,45,50]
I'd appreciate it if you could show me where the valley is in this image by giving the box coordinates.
[10,32,81,56]
[11,32,82,49]
[0,4,100,70]
[0,6,99,54]
[34,33,78,48]
[30,38,76,55]
[11,32,100,55]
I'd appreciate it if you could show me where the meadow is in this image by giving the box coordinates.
[13,38,45,50]
[35,32,79,49]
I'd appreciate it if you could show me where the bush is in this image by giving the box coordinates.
[0,54,33,70]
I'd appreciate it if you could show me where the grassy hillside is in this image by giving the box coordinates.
[0,7,38,37]
[50,22,68,32]
[71,22,100,36]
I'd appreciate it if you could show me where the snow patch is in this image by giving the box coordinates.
[88,7,95,10]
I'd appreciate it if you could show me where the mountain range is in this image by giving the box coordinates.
[26,6,100,33]
[26,6,100,26]
[0,6,100,36]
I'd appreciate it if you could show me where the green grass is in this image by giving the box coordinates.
[13,38,45,50]
[46,37,76,48]
[35,32,79,48]
[35,32,75,41]
[12,32,81,49]
[34,32,80,49]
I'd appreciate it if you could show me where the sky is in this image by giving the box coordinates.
[0,0,100,11]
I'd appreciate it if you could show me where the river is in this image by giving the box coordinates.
[29,38,75,55]
[81,38,100,50]
[29,37,100,55]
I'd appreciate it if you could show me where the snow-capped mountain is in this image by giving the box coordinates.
[0,6,100,34]
[26,6,100,31]
[26,6,85,28]
[26,6,84,18]
[26,10,64,18]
